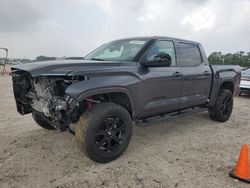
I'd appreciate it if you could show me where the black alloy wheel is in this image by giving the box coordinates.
[75,102,132,163]
[221,95,232,117]
[95,116,126,153]
[208,89,233,122]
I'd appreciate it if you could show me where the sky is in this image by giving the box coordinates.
[0,0,250,59]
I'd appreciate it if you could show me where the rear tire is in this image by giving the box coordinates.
[32,111,55,130]
[208,89,233,122]
[75,102,132,163]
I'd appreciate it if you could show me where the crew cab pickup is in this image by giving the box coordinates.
[11,36,241,163]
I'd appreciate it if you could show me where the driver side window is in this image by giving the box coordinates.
[146,40,176,66]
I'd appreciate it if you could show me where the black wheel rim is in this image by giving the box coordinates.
[95,116,126,153]
[221,95,232,116]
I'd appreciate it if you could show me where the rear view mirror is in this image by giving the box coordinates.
[141,53,172,67]
[153,53,171,65]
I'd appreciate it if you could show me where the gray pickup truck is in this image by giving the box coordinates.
[11,36,241,162]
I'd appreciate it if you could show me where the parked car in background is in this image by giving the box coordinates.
[240,68,250,96]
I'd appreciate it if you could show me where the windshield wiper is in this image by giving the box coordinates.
[90,58,105,61]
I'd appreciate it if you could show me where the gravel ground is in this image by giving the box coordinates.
[0,75,250,188]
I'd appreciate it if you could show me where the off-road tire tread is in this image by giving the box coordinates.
[75,109,91,154]
[208,89,233,122]
[75,102,132,163]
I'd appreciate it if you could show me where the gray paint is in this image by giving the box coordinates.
[11,36,241,120]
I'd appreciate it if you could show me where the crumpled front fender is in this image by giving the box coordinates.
[65,75,140,118]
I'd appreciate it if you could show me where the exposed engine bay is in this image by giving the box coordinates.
[11,70,87,131]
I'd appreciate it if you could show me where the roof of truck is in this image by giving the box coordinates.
[113,36,201,45]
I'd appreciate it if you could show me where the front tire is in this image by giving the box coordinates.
[208,89,233,122]
[75,102,132,163]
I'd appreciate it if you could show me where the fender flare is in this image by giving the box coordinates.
[209,78,235,107]
[218,79,235,93]
[76,87,137,118]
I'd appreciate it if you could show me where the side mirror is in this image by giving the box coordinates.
[141,53,172,67]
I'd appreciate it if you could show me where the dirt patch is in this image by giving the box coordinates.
[0,75,249,188]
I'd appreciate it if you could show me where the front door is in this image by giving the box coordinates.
[138,40,183,118]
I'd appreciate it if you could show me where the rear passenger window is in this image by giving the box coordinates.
[178,43,202,66]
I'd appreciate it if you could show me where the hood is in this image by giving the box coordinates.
[11,59,122,77]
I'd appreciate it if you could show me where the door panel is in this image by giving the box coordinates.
[139,67,182,117]
[176,42,212,109]
[138,40,183,118]
[178,65,212,108]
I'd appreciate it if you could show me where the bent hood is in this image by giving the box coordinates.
[11,59,122,77]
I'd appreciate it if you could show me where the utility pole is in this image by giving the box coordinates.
[0,47,8,76]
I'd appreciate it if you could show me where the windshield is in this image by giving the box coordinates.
[242,69,250,76]
[85,39,148,61]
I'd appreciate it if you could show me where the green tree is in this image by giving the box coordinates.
[208,51,250,67]
[36,56,57,61]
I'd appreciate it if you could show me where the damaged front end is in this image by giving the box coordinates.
[11,69,85,131]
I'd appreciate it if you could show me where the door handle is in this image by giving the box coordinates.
[203,71,210,76]
[173,72,183,77]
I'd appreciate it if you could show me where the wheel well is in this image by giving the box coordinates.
[220,81,234,94]
[88,92,133,116]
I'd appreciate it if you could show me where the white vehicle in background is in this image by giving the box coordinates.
[240,68,250,96]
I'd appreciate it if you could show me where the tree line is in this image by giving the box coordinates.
[2,52,250,67]
[208,51,250,67]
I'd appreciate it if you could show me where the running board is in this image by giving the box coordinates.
[135,107,208,127]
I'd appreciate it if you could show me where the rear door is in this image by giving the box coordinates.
[138,40,183,117]
[176,42,212,109]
